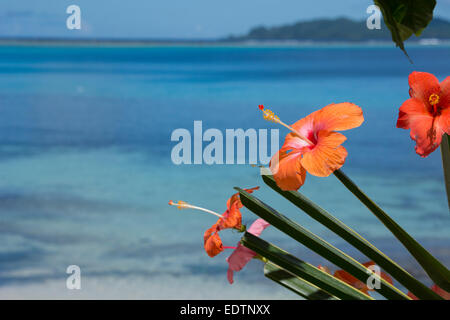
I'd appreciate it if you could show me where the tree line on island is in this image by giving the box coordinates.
[224,17,450,42]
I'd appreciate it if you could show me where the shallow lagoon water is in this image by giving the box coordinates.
[0,44,448,299]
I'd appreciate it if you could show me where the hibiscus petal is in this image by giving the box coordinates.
[440,76,450,109]
[300,131,348,177]
[409,71,440,104]
[333,270,367,292]
[409,284,450,300]
[409,114,443,157]
[396,98,431,129]
[270,149,306,191]
[333,269,358,285]
[362,261,393,285]
[332,261,385,293]
[218,205,242,230]
[362,261,375,268]
[225,244,255,284]
[282,132,311,150]
[226,244,256,271]
[220,188,260,231]
[247,218,270,236]
[312,102,364,131]
[291,116,315,142]
[407,291,419,300]
[380,272,393,285]
[226,219,270,284]
[227,268,234,284]
[227,187,259,210]
[431,284,450,300]
[204,224,218,243]
[204,226,223,257]
[395,97,444,157]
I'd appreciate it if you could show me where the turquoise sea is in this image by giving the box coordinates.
[0,44,448,299]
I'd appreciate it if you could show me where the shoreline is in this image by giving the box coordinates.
[0,39,449,49]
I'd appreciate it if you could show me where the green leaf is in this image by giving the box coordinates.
[334,169,450,292]
[441,134,450,210]
[241,232,372,300]
[236,188,410,300]
[262,174,442,300]
[264,262,338,300]
[374,0,436,60]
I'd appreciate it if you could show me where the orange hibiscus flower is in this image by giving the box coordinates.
[169,187,259,258]
[260,103,364,191]
[203,187,258,257]
[396,71,450,157]
[319,261,393,295]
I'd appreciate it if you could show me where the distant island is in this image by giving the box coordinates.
[1,17,449,46]
[225,17,450,42]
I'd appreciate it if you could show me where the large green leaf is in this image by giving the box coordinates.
[236,188,410,300]
[262,174,442,300]
[241,232,371,300]
[374,0,436,59]
[334,169,450,291]
[264,262,338,300]
[441,134,450,210]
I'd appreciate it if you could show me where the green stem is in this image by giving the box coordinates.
[440,134,450,210]
[262,174,442,300]
[334,169,450,291]
[264,262,339,300]
[237,188,410,300]
[241,232,372,300]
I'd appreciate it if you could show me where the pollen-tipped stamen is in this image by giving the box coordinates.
[429,93,440,106]
[429,94,440,115]
[168,200,224,219]
[259,105,314,145]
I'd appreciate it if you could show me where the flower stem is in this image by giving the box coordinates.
[440,134,450,210]
[333,168,450,291]
[262,174,442,299]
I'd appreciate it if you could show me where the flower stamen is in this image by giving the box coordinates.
[259,105,314,145]
[168,200,224,218]
[429,93,440,106]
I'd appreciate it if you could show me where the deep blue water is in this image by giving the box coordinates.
[0,44,448,299]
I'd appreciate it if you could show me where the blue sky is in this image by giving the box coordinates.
[1,0,450,39]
